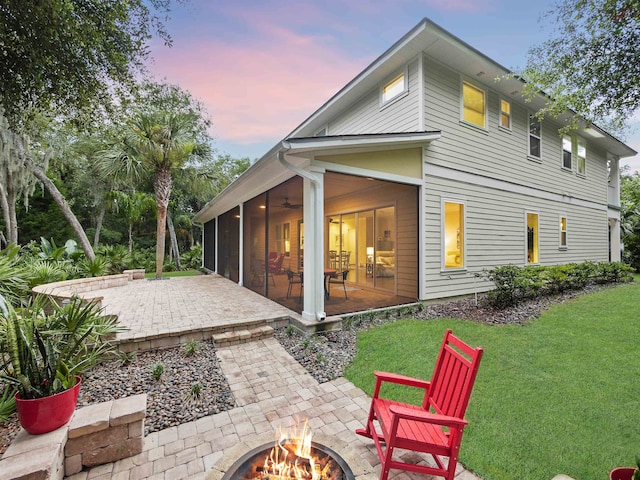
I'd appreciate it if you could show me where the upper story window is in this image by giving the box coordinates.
[528,114,541,159]
[315,127,327,137]
[562,136,573,170]
[500,99,511,129]
[381,71,407,106]
[443,200,465,270]
[577,138,586,175]
[462,81,487,128]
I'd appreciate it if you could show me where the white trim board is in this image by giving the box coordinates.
[425,164,608,212]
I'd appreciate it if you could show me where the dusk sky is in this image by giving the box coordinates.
[145,0,640,172]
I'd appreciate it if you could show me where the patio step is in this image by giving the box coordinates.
[212,325,274,347]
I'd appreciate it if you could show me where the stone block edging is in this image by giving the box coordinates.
[31,270,145,307]
[0,394,147,480]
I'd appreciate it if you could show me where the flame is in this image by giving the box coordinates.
[261,420,330,479]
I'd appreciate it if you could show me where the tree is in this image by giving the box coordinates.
[621,170,640,269]
[103,112,210,278]
[0,113,38,244]
[522,0,640,133]
[110,190,155,252]
[0,0,180,129]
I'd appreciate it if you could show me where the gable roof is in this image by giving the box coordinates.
[194,17,636,224]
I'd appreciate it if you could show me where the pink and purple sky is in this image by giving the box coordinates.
[146,0,640,172]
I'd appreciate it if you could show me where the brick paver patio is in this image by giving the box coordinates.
[64,275,479,480]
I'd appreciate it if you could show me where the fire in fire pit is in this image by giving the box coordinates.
[221,421,354,480]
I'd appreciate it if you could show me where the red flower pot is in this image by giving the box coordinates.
[15,376,82,435]
[610,467,636,480]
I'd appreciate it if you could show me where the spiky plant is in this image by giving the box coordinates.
[0,295,125,399]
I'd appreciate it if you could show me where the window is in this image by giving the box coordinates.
[559,216,567,248]
[529,114,541,158]
[500,99,511,129]
[562,136,573,170]
[526,212,539,264]
[381,71,407,105]
[577,138,586,175]
[443,201,465,269]
[462,81,486,128]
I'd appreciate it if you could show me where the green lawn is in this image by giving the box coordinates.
[144,269,202,278]
[345,283,640,480]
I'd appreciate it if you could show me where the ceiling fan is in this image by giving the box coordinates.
[280,197,302,209]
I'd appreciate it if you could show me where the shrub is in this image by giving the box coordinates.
[486,261,632,308]
[181,244,202,269]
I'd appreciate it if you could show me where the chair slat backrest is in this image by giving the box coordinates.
[425,329,483,419]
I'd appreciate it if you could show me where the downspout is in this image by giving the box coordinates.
[278,141,320,187]
[278,141,326,322]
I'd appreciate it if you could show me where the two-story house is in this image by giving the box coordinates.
[193,18,636,323]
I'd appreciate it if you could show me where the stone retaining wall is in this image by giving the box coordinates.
[31,269,145,307]
[0,394,147,480]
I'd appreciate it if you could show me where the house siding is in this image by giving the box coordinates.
[329,60,421,135]
[422,56,608,204]
[421,172,609,300]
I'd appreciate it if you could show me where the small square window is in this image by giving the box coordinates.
[462,82,486,128]
[562,136,572,169]
[500,99,511,129]
[381,72,406,105]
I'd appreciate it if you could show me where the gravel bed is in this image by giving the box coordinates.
[0,340,234,454]
[273,286,609,383]
[78,341,235,435]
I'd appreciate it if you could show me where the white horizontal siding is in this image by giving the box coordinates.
[329,60,420,135]
[421,173,609,300]
[423,56,608,204]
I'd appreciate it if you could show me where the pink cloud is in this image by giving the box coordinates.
[149,25,370,144]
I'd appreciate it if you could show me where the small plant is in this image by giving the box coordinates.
[184,382,203,406]
[0,385,17,423]
[150,362,165,381]
[301,338,311,350]
[315,353,326,364]
[118,350,137,366]
[182,340,201,357]
[285,325,295,337]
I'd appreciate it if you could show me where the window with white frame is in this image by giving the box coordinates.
[577,138,586,175]
[462,81,487,128]
[526,212,539,264]
[562,136,573,170]
[559,216,567,248]
[443,200,465,269]
[529,114,541,158]
[500,99,511,129]
[381,71,407,106]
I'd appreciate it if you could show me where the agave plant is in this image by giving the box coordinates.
[0,295,125,399]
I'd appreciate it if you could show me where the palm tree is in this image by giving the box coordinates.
[102,111,209,278]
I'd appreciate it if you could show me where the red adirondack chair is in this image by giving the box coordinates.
[356,329,483,480]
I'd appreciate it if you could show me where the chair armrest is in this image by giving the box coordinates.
[389,405,468,429]
[374,371,431,390]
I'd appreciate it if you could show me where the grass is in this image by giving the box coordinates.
[345,283,640,480]
[144,269,201,278]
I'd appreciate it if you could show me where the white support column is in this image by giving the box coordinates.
[302,168,326,322]
[238,203,244,286]
[610,217,622,262]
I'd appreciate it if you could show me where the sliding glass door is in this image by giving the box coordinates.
[326,206,395,292]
